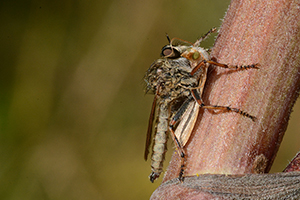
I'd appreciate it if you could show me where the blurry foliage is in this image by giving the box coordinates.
[0,0,298,199]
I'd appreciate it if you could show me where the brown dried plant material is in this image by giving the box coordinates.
[151,172,300,199]
[252,154,268,174]
[151,0,300,199]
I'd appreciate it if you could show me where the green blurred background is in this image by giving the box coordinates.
[1,0,299,199]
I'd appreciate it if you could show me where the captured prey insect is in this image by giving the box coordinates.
[144,28,259,183]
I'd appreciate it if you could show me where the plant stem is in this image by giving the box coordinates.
[151,0,300,198]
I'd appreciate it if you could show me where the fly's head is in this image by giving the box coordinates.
[160,44,189,59]
[160,35,191,59]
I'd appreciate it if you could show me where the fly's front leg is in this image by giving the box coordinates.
[191,89,256,121]
[168,98,193,182]
[193,27,217,46]
[190,61,207,76]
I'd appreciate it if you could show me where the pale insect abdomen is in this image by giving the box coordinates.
[149,102,169,182]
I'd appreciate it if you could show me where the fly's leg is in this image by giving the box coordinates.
[191,89,256,121]
[193,27,217,47]
[189,60,258,121]
[191,60,259,75]
[207,60,260,70]
[168,98,193,182]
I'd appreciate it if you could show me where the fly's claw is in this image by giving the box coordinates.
[230,107,257,122]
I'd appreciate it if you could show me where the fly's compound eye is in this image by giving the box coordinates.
[161,45,181,59]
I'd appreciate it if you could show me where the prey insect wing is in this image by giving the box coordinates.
[174,99,199,147]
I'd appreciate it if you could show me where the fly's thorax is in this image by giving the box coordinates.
[181,46,210,68]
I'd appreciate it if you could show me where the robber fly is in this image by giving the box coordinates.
[144,28,259,183]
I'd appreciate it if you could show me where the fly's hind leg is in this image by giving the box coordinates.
[191,89,256,121]
[168,98,193,182]
[201,104,256,121]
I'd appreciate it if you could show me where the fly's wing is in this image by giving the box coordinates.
[144,95,158,160]
[174,100,199,147]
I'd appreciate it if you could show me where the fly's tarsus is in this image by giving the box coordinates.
[178,165,185,182]
[230,107,257,121]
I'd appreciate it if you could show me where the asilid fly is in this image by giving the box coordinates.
[144,28,259,183]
